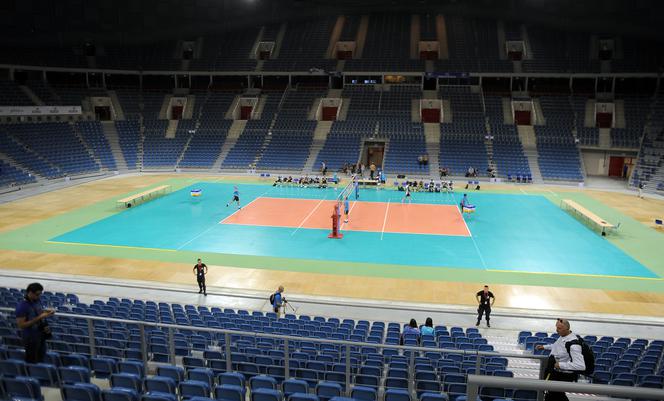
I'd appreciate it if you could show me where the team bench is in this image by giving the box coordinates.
[560,199,616,236]
[116,185,171,208]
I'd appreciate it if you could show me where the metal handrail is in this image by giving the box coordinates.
[466,374,664,401]
[2,306,549,396]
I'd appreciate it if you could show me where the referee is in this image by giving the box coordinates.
[476,285,495,327]
[193,258,208,296]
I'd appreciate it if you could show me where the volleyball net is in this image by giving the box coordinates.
[329,179,355,239]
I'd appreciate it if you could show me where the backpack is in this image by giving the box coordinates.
[269,293,276,305]
[565,335,595,376]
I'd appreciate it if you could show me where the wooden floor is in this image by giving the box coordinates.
[1,174,664,317]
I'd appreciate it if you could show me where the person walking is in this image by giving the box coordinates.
[271,286,287,317]
[536,319,587,401]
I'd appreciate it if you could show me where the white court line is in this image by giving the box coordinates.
[457,206,487,269]
[457,205,472,238]
[469,231,488,270]
[179,188,270,250]
[547,189,559,197]
[519,188,528,195]
[340,200,358,230]
[177,224,218,250]
[380,199,391,240]
[219,189,270,224]
[291,197,326,236]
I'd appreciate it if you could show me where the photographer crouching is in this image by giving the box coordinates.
[15,282,55,363]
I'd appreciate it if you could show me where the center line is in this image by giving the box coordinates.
[182,187,271,250]
[291,197,326,236]
[380,199,391,240]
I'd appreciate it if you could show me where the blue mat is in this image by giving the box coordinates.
[52,182,657,278]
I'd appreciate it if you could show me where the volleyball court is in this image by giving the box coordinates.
[221,180,471,237]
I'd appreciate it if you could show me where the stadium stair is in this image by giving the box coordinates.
[303,121,333,174]
[424,123,441,177]
[213,120,247,170]
[517,125,543,183]
[101,121,128,171]
[106,91,126,120]
[18,85,43,105]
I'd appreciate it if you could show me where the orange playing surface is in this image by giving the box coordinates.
[221,197,471,237]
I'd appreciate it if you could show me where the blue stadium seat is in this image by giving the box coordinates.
[282,378,309,398]
[251,388,283,401]
[111,373,143,393]
[119,361,145,379]
[350,386,377,401]
[0,359,28,377]
[91,357,118,379]
[315,382,342,401]
[2,376,44,401]
[62,382,103,401]
[288,394,319,401]
[180,379,211,399]
[385,389,411,401]
[249,375,278,390]
[28,363,59,387]
[103,388,140,401]
[59,366,92,384]
[156,366,184,384]
[141,393,177,401]
[218,372,245,388]
[145,377,177,395]
[214,384,245,401]
[419,393,449,401]
[187,368,215,389]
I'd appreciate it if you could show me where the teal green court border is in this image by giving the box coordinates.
[1,177,663,293]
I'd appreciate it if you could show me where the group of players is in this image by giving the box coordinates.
[398,179,455,193]
[273,175,337,188]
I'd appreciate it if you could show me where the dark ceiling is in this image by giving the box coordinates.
[1,0,662,46]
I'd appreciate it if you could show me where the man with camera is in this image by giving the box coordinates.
[536,318,586,401]
[15,282,55,363]
[270,285,287,317]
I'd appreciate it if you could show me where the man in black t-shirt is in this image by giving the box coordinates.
[476,285,495,327]
[193,258,208,296]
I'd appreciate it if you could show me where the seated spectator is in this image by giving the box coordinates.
[429,179,435,192]
[420,317,435,336]
[487,166,496,178]
[418,155,424,168]
[440,167,449,177]
[401,319,420,344]
[418,181,424,191]
[422,154,429,165]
